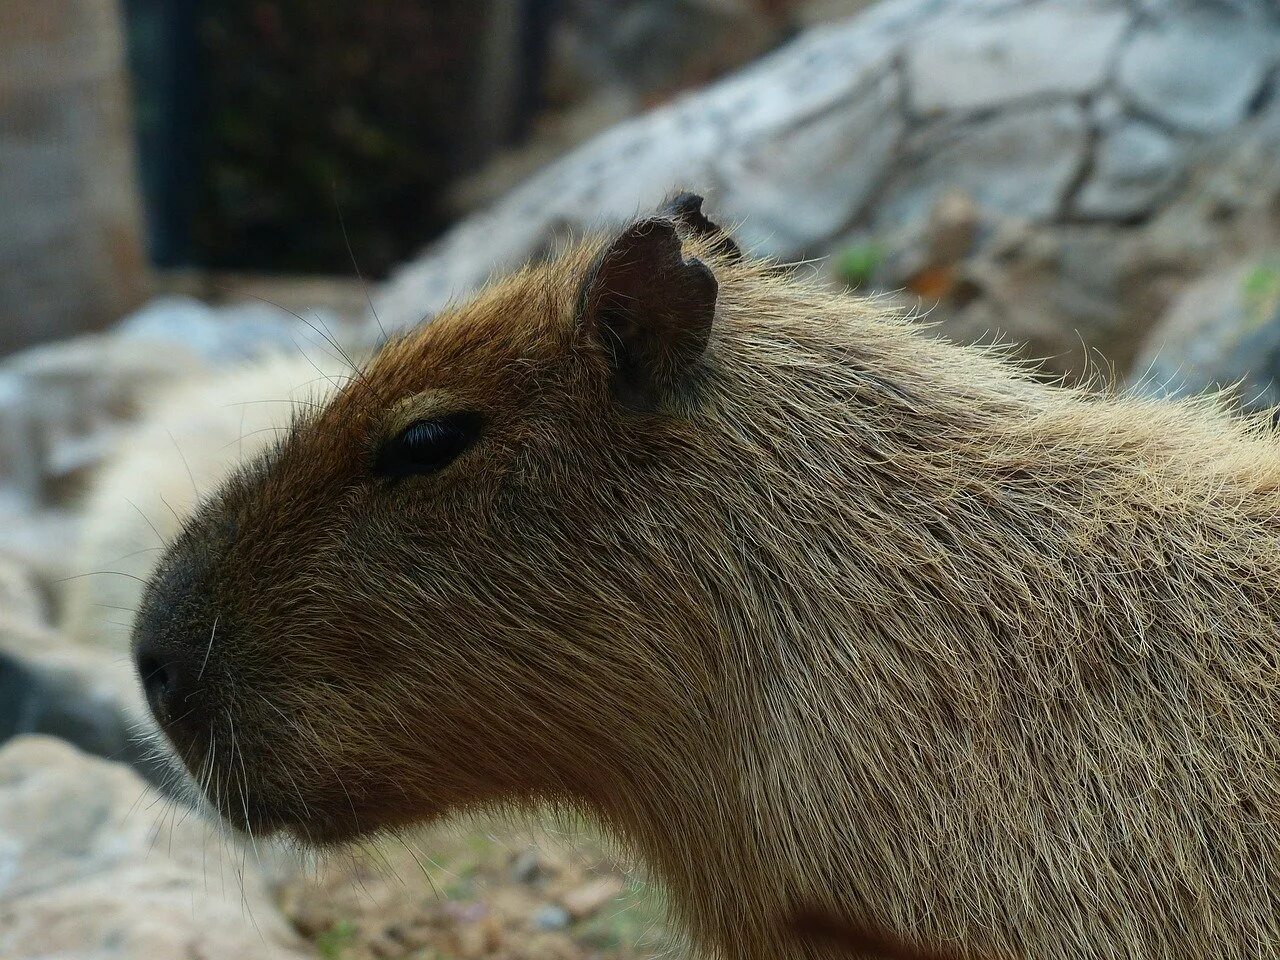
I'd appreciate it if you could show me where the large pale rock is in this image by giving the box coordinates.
[117,296,349,366]
[371,0,987,324]
[1130,262,1280,409]
[0,297,345,514]
[0,736,310,960]
[720,66,904,254]
[1074,116,1184,219]
[0,380,41,506]
[906,4,1128,114]
[442,33,866,278]
[876,103,1088,227]
[0,500,79,591]
[0,554,45,628]
[1116,10,1279,135]
[0,323,205,515]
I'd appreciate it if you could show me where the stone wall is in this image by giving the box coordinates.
[378,0,1280,379]
[0,0,149,355]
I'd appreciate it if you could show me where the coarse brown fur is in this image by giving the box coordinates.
[136,199,1280,960]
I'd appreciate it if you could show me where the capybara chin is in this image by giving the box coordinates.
[134,193,1280,960]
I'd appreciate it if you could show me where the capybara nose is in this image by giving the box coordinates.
[132,547,219,747]
[134,636,199,734]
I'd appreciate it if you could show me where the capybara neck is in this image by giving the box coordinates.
[565,259,1280,958]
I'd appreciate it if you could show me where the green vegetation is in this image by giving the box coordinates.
[835,240,886,289]
[1243,258,1280,326]
[316,919,358,960]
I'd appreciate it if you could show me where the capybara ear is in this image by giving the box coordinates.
[660,192,741,262]
[578,217,717,410]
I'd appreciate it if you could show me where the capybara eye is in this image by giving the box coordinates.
[373,412,483,479]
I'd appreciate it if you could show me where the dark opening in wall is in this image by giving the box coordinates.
[122,0,556,275]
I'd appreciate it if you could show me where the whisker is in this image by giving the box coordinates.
[157,493,185,528]
[56,570,150,585]
[218,426,292,453]
[333,181,388,344]
[165,429,201,501]
[105,545,166,565]
[221,397,326,410]
[197,617,219,682]
[125,498,171,549]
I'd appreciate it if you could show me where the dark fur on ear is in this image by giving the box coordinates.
[661,192,742,262]
[579,217,717,411]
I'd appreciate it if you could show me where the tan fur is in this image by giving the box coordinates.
[139,213,1280,960]
[66,353,341,649]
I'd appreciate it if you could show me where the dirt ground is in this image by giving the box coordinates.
[278,817,676,960]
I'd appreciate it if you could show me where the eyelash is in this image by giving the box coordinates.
[373,413,484,479]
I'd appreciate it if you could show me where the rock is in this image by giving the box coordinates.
[722,66,903,255]
[0,325,206,509]
[373,0,953,326]
[0,554,44,627]
[532,903,572,931]
[0,296,349,515]
[511,847,545,884]
[0,501,79,592]
[1075,118,1184,220]
[0,613,167,787]
[1130,261,1280,409]
[560,876,626,919]
[1116,10,1279,135]
[0,379,41,506]
[906,5,1129,115]
[0,649,132,769]
[0,736,309,960]
[876,103,1088,227]
[116,295,345,366]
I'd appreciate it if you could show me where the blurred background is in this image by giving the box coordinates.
[1,1,1279,958]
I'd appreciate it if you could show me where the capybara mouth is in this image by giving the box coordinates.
[163,753,281,838]
[154,735,309,842]
[218,797,289,839]
[178,756,386,848]
[188,770,340,844]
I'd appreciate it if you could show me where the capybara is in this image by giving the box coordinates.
[134,195,1280,959]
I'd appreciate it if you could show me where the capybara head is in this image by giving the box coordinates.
[133,196,761,843]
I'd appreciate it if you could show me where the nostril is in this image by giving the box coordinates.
[132,560,213,747]
[137,650,177,721]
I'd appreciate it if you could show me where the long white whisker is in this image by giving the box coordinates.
[197,617,219,682]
